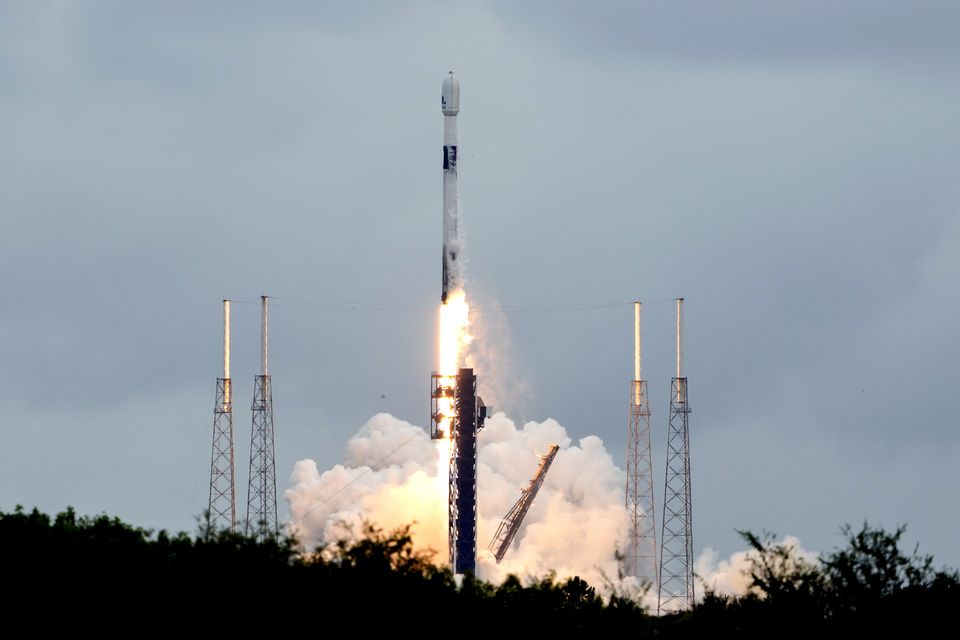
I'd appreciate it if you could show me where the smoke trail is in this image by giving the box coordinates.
[462,289,533,420]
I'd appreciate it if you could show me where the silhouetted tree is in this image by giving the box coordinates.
[821,522,960,632]
[2,506,958,634]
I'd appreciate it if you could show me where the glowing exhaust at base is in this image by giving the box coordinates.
[433,291,472,439]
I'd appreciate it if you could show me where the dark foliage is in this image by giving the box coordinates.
[0,506,956,634]
[675,523,960,637]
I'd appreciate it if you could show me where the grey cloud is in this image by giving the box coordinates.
[0,2,957,569]
[491,1,960,67]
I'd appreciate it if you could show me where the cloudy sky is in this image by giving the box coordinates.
[1,1,958,567]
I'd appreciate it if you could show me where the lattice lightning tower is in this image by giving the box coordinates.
[207,299,236,532]
[246,295,278,540]
[658,297,694,613]
[625,301,657,586]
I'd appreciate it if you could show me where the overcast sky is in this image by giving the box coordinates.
[1,1,958,566]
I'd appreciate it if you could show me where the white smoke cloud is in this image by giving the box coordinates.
[694,535,819,598]
[286,413,448,553]
[286,411,637,591]
[286,410,820,610]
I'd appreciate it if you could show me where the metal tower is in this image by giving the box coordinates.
[625,301,657,585]
[488,444,560,564]
[207,299,236,532]
[430,368,488,574]
[658,297,694,613]
[246,295,278,540]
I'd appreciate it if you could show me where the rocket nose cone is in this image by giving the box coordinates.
[442,71,460,115]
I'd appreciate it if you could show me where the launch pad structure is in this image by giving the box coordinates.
[431,368,488,574]
[488,444,560,564]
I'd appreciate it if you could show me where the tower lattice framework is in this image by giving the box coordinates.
[208,299,235,532]
[451,368,481,574]
[658,298,694,613]
[626,379,657,584]
[246,296,278,540]
[625,301,657,585]
[208,377,236,531]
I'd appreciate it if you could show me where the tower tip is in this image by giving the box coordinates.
[260,295,269,377]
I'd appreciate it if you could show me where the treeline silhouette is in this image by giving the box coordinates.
[1,505,956,633]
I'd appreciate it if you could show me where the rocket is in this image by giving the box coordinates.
[441,71,460,304]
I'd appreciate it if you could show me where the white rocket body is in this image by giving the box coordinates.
[441,71,461,303]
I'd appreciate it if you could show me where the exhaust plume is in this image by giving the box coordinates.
[286,411,635,590]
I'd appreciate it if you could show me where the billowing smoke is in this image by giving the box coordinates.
[286,414,448,555]
[286,412,635,590]
[695,536,819,598]
[285,410,818,606]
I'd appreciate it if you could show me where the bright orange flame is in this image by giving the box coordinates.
[437,290,471,438]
